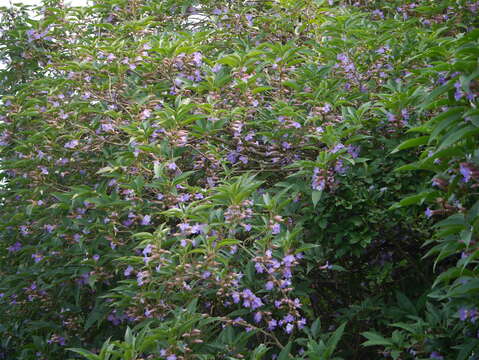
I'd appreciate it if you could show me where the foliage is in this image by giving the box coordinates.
[0,0,478,359]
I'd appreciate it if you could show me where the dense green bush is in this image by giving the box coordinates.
[0,0,478,359]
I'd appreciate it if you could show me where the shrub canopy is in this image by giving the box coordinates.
[0,0,478,359]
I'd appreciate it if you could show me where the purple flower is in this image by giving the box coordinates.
[20,225,29,236]
[32,253,44,263]
[283,268,292,279]
[137,272,145,286]
[243,223,252,231]
[212,64,222,73]
[7,242,22,252]
[268,319,277,330]
[202,271,211,279]
[335,160,347,174]
[81,91,91,100]
[372,9,384,18]
[337,53,348,62]
[178,193,191,202]
[460,163,472,182]
[425,208,433,218]
[232,292,241,304]
[124,265,134,277]
[101,123,115,132]
[141,215,151,226]
[142,244,153,256]
[347,145,360,158]
[454,81,463,101]
[43,224,55,233]
[123,219,134,227]
[241,288,263,309]
[167,162,178,170]
[239,155,249,164]
[459,307,478,322]
[64,139,79,149]
[167,355,177,360]
[178,223,191,232]
[282,141,291,150]
[144,308,153,318]
[191,224,205,234]
[227,152,238,163]
[283,254,295,266]
[459,307,469,321]
[293,298,301,308]
[272,223,281,234]
[192,52,203,66]
[430,352,443,360]
[331,143,345,153]
[254,312,262,323]
[140,109,151,120]
[255,262,264,273]
[265,281,274,290]
[285,323,294,334]
[283,314,295,323]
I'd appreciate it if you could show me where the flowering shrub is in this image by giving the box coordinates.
[0,0,478,359]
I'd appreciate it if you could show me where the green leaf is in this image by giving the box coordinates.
[252,86,273,94]
[438,125,479,150]
[84,302,108,330]
[312,190,323,208]
[311,318,321,338]
[278,341,292,360]
[325,322,346,356]
[391,136,429,153]
[389,190,436,209]
[67,348,100,360]
[362,332,393,347]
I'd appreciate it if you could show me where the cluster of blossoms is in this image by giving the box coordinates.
[385,110,409,130]
[47,334,66,346]
[459,307,479,322]
[459,162,479,184]
[426,161,478,218]
[107,309,133,326]
[26,25,53,42]
[310,144,360,191]
[224,200,253,224]
[334,53,361,90]
[223,251,306,335]
[156,328,204,360]
[311,167,336,191]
